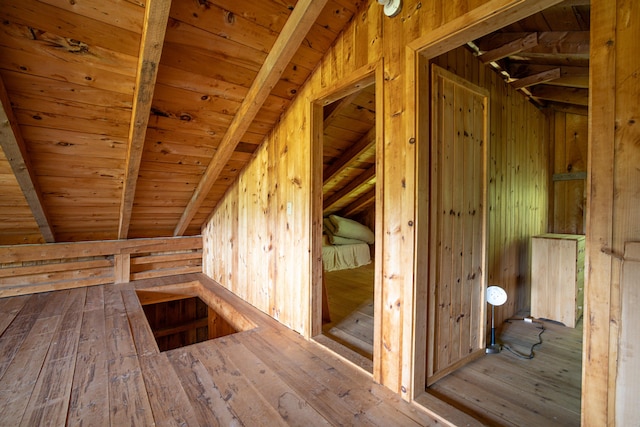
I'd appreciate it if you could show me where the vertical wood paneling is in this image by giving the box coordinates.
[552,111,588,234]
[583,0,616,424]
[432,46,549,324]
[428,65,488,384]
[606,0,640,425]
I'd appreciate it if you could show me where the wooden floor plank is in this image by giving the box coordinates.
[191,338,290,427]
[107,355,155,426]
[0,290,71,425]
[19,288,87,427]
[244,327,431,426]
[0,294,30,335]
[322,263,374,358]
[429,318,582,426]
[0,293,49,380]
[218,334,332,426]
[276,330,438,426]
[121,286,159,356]
[68,305,110,426]
[139,353,201,427]
[167,348,241,427]
[104,284,155,426]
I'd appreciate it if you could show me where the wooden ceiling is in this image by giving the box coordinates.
[0,0,589,246]
[322,83,376,219]
[0,0,362,245]
[472,0,590,111]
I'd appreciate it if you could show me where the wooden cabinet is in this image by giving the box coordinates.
[531,234,585,328]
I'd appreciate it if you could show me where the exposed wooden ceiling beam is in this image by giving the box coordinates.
[323,127,376,185]
[507,63,588,80]
[511,67,561,89]
[323,91,360,130]
[530,84,589,106]
[479,32,538,64]
[0,75,55,242]
[323,165,375,211]
[339,187,376,218]
[550,102,588,116]
[478,31,589,55]
[173,0,329,236]
[118,0,172,239]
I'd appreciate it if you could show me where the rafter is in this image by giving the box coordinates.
[479,32,538,64]
[323,127,376,185]
[323,165,375,211]
[511,67,561,89]
[477,31,589,55]
[118,0,172,239]
[173,0,329,236]
[530,84,589,106]
[0,75,55,242]
[339,187,376,218]
[323,91,360,130]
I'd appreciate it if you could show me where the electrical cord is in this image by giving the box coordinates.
[501,318,545,359]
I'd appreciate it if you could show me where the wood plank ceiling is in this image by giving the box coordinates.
[0,0,588,246]
[0,0,361,244]
[322,83,376,219]
[471,0,590,111]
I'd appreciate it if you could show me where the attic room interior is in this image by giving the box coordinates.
[0,0,637,426]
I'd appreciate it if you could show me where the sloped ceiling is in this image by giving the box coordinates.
[0,0,589,246]
[0,0,362,244]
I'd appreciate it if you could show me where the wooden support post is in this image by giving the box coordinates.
[114,253,131,284]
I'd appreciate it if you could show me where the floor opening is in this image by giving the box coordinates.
[136,290,239,352]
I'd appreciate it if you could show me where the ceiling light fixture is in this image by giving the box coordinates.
[378,0,402,17]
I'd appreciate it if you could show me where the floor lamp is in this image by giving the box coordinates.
[486,285,507,354]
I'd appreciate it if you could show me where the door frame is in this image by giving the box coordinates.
[404,0,565,401]
[309,62,384,364]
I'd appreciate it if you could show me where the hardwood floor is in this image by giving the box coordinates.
[0,273,440,426]
[321,263,375,360]
[427,317,583,427]
[317,263,583,426]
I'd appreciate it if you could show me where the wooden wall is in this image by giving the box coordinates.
[550,110,588,235]
[202,0,564,403]
[431,46,549,323]
[584,0,640,425]
[0,236,202,297]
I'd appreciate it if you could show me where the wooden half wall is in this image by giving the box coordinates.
[0,236,202,297]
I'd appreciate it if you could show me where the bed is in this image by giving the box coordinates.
[322,215,374,272]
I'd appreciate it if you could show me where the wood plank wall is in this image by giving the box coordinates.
[431,46,549,323]
[584,0,640,425]
[0,236,202,297]
[550,110,588,234]
[202,0,560,402]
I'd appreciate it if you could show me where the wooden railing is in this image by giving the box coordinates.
[0,236,202,298]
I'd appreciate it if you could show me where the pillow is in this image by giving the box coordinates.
[323,217,336,235]
[328,215,374,244]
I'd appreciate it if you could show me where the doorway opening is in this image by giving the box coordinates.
[409,1,588,425]
[311,68,380,369]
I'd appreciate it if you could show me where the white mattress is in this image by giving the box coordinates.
[322,242,371,272]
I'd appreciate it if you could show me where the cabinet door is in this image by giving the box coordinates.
[427,65,488,385]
